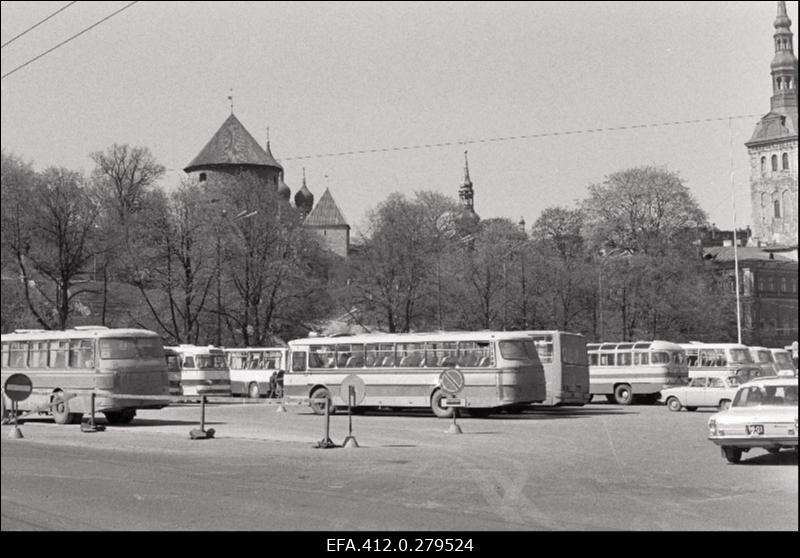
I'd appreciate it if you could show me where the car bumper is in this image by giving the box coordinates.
[708,436,798,448]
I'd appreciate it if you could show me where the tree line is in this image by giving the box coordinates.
[1,146,741,345]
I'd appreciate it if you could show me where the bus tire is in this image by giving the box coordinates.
[104,409,136,425]
[51,391,82,425]
[613,384,633,405]
[430,389,454,419]
[666,397,682,412]
[247,382,261,399]
[719,399,731,411]
[310,387,333,416]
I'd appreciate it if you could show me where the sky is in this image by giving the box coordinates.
[1,1,798,237]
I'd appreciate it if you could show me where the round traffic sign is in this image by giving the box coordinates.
[439,368,465,395]
[4,373,33,402]
[339,374,366,405]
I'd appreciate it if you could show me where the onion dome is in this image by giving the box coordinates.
[294,168,314,214]
[277,170,291,201]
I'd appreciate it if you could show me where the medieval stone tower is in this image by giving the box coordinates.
[745,1,798,246]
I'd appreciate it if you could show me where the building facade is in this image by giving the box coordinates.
[745,1,798,247]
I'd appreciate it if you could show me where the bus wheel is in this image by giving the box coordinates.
[247,382,261,399]
[51,390,82,425]
[613,384,633,405]
[104,409,136,425]
[666,397,682,412]
[719,400,731,411]
[722,447,742,464]
[430,390,454,419]
[309,387,333,416]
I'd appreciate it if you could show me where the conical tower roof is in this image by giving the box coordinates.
[184,113,283,173]
[304,188,349,227]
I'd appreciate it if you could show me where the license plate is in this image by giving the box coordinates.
[747,424,764,435]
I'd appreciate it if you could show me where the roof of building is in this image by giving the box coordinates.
[746,110,798,146]
[184,114,283,173]
[703,246,797,263]
[304,188,349,227]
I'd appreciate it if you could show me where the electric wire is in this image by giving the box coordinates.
[1,1,78,49]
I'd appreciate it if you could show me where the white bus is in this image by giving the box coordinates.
[284,331,547,418]
[521,331,591,406]
[586,340,688,405]
[680,343,763,383]
[224,347,287,398]
[1,326,171,424]
[164,345,231,398]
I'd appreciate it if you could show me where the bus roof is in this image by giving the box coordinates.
[2,327,161,341]
[164,344,225,355]
[288,331,539,346]
[222,347,287,352]
[679,343,749,350]
[518,330,586,339]
[586,340,684,351]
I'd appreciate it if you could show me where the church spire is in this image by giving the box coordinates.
[770,1,797,115]
[459,150,474,210]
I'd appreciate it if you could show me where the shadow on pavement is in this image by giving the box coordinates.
[737,449,798,466]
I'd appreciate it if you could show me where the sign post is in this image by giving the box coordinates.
[340,374,366,448]
[438,368,465,434]
[4,373,33,439]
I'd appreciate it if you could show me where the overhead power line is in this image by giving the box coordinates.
[1,1,138,80]
[1,1,78,49]
[283,114,761,161]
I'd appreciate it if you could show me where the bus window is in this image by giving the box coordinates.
[365,344,394,367]
[196,355,226,369]
[634,352,649,365]
[99,338,139,359]
[1,343,8,367]
[728,349,752,364]
[397,343,425,367]
[9,341,28,368]
[531,336,554,363]
[618,351,632,366]
[459,341,492,367]
[651,352,670,364]
[425,342,457,368]
[184,356,196,369]
[589,352,598,366]
[600,353,615,366]
[49,340,68,368]
[291,351,306,372]
[29,341,48,368]
[69,339,94,368]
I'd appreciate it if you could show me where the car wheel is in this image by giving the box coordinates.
[430,389,454,419]
[722,447,742,464]
[666,397,682,412]
[309,387,333,416]
[718,399,731,411]
[247,382,260,399]
[613,384,633,405]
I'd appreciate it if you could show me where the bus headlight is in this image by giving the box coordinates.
[708,418,717,436]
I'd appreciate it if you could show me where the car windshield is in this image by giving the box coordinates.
[732,384,798,407]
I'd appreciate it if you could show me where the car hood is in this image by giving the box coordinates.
[709,405,798,424]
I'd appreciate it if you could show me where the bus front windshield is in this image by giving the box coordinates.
[499,340,538,362]
[728,349,753,364]
[100,337,165,359]
[196,355,227,369]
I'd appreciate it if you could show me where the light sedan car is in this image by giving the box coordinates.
[659,375,740,411]
[707,377,798,464]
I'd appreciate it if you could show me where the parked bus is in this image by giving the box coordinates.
[586,340,688,405]
[680,343,763,383]
[224,347,287,398]
[748,346,780,377]
[164,347,182,396]
[770,348,797,376]
[164,345,231,398]
[521,330,591,406]
[1,326,170,425]
[284,331,547,418]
